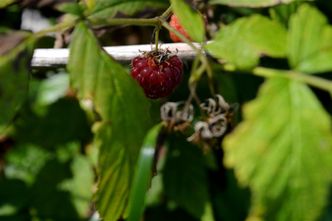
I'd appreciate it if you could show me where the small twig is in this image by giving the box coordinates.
[153,6,172,51]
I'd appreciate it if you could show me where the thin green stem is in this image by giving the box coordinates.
[89,6,171,28]
[89,17,159,27]
[202,57,215,95]
[254,67,332,92]
[189,59,205,85]
[184,93,194,109]
[191,56,201,75]
[189,62,206,107]
[222,64,332,93]
[188,57,203,104]
[190,83,202,108]
[160,6,173,20]
[31,6,168,39]
[34,18,77,38]
[154,26,160,51]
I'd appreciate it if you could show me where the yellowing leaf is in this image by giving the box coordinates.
[223,78,332,221]
[68,22,151,221]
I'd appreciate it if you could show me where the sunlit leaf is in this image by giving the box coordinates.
[59,154,94,217]
[4,144,50,185]
[288,4,332,74]
[34,73,69,107]
[223,77,332,221]
[0,32,34,133]
[210,0,310,8]
[206,15,287,70]
[68,22,152,221]
[170,0,205,42]
[202,203,215,221]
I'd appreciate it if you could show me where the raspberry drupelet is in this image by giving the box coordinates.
[131,50,183,99]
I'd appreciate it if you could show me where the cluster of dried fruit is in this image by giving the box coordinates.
[160,95,236,147]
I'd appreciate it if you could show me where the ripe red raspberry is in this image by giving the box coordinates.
[131,50,183,99]
[169,14,191,42]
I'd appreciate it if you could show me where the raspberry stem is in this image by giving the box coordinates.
[89,17,160,27]
[160,7,173,20]
[202,54,215,95]
[89,6,172,28]
[154,26,160,51]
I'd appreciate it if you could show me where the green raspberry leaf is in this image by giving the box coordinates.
[206,15,287,70]
[223,77,332,220]
[288,4,332,74]
[68,22,152,221]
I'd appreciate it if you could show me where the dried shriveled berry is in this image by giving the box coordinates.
[131,50,183,99]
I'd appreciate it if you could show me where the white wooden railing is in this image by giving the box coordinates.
[31,42,201,67]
